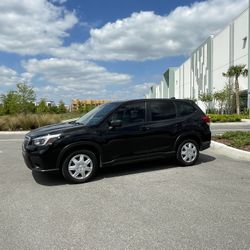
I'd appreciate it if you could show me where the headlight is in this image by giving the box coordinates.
[33,134,61,146]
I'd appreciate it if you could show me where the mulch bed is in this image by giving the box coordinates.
[212,138,250,152]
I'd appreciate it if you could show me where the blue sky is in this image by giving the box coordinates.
[0,0,248,103]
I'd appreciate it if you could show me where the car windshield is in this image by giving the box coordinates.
[75,102,120,126]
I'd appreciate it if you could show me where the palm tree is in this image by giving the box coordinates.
[222,64,248,115]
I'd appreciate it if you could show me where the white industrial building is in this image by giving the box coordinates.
[146,8,249,111]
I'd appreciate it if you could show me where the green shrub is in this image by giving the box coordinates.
[208,114,241,122]
[240,109,250,119]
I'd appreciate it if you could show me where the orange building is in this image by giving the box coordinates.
[71,99,108,112]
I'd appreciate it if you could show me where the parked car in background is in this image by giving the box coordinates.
[22,99,211,183]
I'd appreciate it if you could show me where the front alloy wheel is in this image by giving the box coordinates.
[68,154,93,180]
[177,140,199,166]
[62,150,98,183]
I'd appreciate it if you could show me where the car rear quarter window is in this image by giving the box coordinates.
[176,101,197,116]
[149,100,176,121]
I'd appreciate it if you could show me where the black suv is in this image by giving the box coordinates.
[22,99,211,183]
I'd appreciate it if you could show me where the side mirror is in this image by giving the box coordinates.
[109,120,122,129]
[68,119,77,124]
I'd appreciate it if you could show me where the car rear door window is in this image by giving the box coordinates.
[149,101,176,121]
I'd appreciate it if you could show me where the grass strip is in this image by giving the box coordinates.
[214,131,250,148]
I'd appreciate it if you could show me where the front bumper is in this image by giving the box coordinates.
[22,144,59,172]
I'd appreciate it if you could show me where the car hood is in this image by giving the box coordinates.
[26,122,87,138]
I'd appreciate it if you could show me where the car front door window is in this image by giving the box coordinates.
[111,102,146,127]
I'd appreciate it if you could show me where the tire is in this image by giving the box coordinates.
[176,139,199,166]
[62,150,98,184]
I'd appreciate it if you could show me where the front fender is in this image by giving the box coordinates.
[56,141,103,169]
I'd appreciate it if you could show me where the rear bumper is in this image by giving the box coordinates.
[200,141,211,151]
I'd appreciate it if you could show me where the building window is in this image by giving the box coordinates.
[242,37,247,49]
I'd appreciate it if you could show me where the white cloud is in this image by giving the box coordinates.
[0,66,31,86]
[0,0,247,60]
[22,58,131,99]
[50,0,67,4]
[0,62,155,101]
[0,0,77,55]
[51,0,248,61]
[132,83,155,94]
[71,82,155,101]
[1,0,248,102]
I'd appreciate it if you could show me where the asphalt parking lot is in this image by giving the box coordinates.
[0,135,250,250]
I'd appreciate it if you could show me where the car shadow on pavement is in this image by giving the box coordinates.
[32,152,216,186]
[96,153,216,180]
[196,153,216,165]
[32,171,67,186]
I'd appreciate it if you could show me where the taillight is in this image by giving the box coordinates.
[202,115,210,125]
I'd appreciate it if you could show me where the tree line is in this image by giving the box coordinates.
[0,83,67,115]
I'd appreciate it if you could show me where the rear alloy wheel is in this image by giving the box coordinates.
[176,140,199,166]
[62,150,98,183]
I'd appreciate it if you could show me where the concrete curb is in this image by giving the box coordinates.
[242,119,250,122]
[0,131,28,135]
[211,141,250,161]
